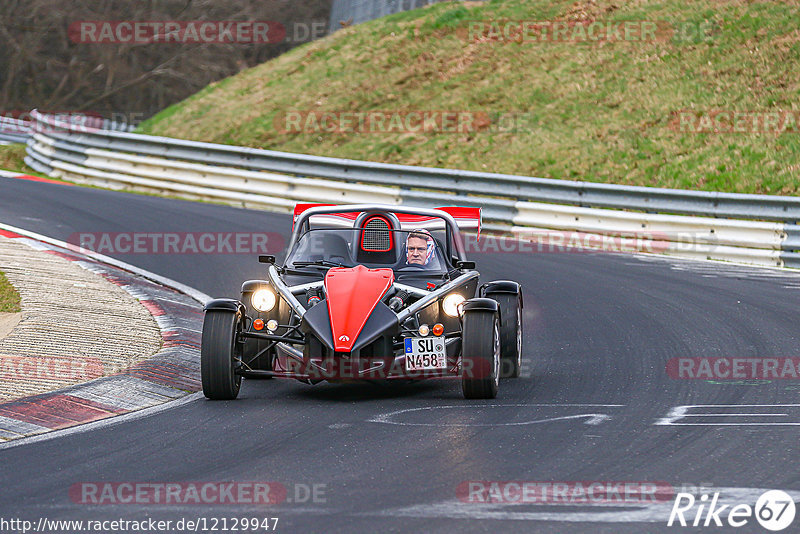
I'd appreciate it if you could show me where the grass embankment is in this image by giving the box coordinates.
[0,143,74,182]
[138,0,800,195]
[0,271,21,313]
[0,144,34,175]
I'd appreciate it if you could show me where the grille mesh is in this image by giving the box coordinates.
[362,218,391,251]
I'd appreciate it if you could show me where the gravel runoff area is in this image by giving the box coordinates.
[0,236,162,400]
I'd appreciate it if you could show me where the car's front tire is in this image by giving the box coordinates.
[201,310,242,400]
[461,310,500,399]
[488,293,523,378]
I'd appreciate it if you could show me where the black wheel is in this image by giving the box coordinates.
[201,310,242,400]
[488,293,523,378]
[461,311,500,399]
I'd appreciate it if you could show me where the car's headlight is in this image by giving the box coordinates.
[252,288,277,312]
[442,293,466,317]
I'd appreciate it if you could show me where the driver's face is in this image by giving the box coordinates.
[406,236,428,265]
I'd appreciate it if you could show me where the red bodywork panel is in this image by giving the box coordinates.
[325,265,394,352]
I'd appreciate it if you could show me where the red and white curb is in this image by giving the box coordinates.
[0,223,209,443]
[0,168,71,185]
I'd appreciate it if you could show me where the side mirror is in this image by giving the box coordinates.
[456,260,476,270]
[259,255,275,264]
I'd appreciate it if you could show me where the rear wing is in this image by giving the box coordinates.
[293,203,481,235]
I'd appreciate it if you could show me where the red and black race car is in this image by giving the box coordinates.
[200,203,523,399]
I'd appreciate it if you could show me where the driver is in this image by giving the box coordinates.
[405,229,436,267]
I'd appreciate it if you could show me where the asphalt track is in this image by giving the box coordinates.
[2,176,800,533]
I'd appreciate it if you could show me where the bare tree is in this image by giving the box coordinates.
[0,0,332,121]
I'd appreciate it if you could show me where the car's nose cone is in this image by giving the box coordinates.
[325,265,394,352]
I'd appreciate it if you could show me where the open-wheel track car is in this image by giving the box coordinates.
[201,203,524,400]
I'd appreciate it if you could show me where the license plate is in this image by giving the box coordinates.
[404,337,447,371]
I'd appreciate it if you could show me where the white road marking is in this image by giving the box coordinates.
[655,404,800,426]
[369,404,623,427]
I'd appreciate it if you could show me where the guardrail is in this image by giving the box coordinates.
[23,109,800,269]
[0,116,31,144]
[329,0,450,30]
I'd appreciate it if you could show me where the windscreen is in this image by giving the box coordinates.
[285,228,449,273]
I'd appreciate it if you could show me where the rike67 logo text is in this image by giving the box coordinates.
[668,490,796,531]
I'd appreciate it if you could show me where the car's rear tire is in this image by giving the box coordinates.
[487,293,523,378]
[201,310,242,400]
[461,311,500,399]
